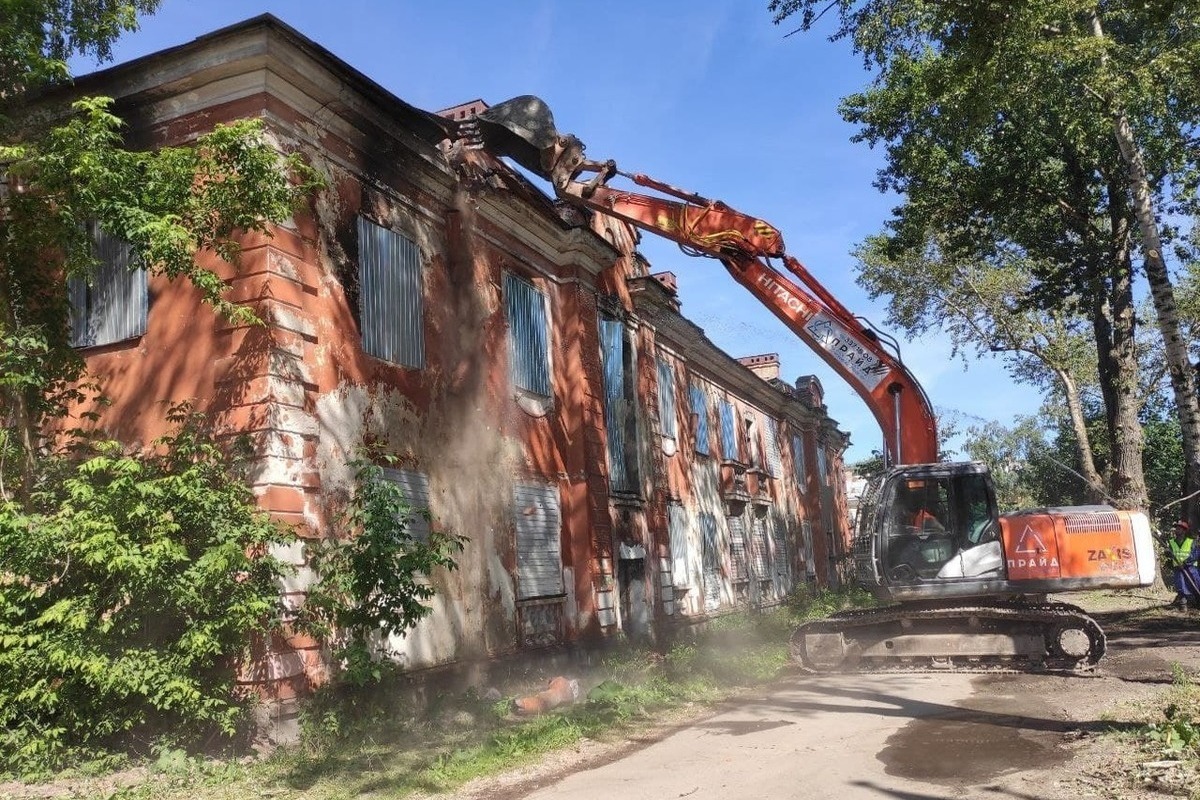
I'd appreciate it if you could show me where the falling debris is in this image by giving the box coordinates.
[513,676,581,715]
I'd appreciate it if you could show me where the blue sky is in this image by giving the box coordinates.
[76,0,1038,463]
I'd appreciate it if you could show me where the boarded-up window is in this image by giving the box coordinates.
[656,357,677,439]
[792,433,807,487]
[700,512,721,610]
[380,467,432,543]
[773,519,791,581]
[68,225,147,348]
[744,414,762,470]
[719,400,738,460]
[514,483,564,599]
[358,216,424,368]
[600,318,638,492]
[764,418,783,478]
[690,383,710,455]
[504,272,552,396]
[667,503,689,588]
[802,520,816,578]
[728,515,748,582]
[817,445,830,485]
[751,514,770,578]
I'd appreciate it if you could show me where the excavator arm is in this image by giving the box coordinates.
[460,96,937,466]
[432,95,1157,674]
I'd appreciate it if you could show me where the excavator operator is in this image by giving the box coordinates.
[887,481,953,580]
[912,504,945,533]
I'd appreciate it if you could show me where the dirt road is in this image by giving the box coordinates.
[460,593,1200,800]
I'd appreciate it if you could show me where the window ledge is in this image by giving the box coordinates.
[72,333,145,354]
[610,491,644,509]
[516,595,566,607]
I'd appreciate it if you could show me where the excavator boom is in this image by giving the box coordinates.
[467,96,937,466]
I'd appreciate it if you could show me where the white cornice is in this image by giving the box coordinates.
[65,17,614,280]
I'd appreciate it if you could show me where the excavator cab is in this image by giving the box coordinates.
[855,462,1007,602]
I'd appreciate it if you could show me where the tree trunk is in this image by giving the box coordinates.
[1091,9,1200,523]
[1096,241,1148,510]
[1053,367,1106,503]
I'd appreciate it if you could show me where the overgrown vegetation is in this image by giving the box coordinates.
[300,456,467,687]
[1142,665,1200,759]
[0,409,293,778]
[1129,663,1200,798]
[0,1,330,780]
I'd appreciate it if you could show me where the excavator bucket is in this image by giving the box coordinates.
[474,95,563,181]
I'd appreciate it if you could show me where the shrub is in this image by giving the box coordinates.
[0,409,292,776]
[299,457,466,686]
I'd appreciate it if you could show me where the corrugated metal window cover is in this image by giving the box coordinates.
[792,433,807,486]
[358,216,425,368]
[514,483,564,599]
[504,272,552,396]
[719,400,737,460]
[700,512,721,609]
[380,467,432,542]
[68,225,147,348]
[600,318,632,492]
[656,357,677,439]
[690,384,710,455]
[773,518,790,578]
[751,515,770,577]
[764,418,783,478]
[728,515,748,582]
[668,503,689,587]
[802,520,816,577]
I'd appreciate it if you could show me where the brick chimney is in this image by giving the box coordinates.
[650,271,678,292]
[738,353,780,381]
[437,99,490,120]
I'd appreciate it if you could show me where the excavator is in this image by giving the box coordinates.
[434,95,1158,673]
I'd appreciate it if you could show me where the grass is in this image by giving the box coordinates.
[5,588,872,800]
[1111,662,1200,800]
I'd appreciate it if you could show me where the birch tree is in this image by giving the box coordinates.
[770,0,1199,512]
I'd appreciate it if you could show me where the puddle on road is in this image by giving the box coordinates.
[878,711,1067,783]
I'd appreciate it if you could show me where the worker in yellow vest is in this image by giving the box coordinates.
[1167,521,1198,611]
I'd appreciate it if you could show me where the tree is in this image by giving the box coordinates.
[768,0,1200,512]
[855,236,1108,502]
[0,0,162,113]
[1,2,318,494]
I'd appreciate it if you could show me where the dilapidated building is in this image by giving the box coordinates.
[60,14,852,721]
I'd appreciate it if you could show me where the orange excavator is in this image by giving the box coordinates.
[439,96,1157,672]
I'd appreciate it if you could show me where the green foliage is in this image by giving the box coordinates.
[1143,414,1185,527]
[300,457,466,685]
[1140,664,1200,760]
[768,0,1200,512]
[851,452,886,482]
[0,0,162,115]
[9,608,804,797]
[2,95,321,492]
[784,584,876,623]
[0,408,293,776]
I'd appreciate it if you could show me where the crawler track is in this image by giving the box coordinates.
[791,600,1105,674]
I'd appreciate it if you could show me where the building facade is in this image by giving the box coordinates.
[60,15,852,711]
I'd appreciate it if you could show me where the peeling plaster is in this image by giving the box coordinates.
[315,381,528,665]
